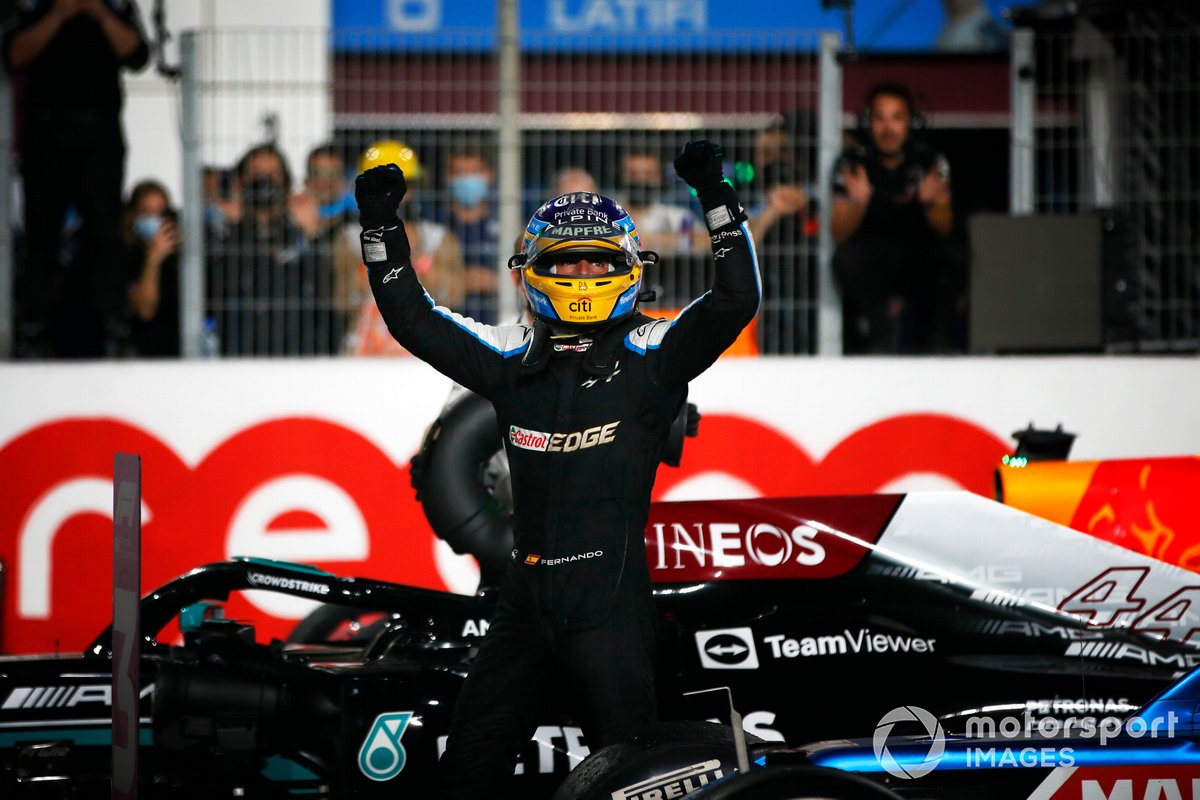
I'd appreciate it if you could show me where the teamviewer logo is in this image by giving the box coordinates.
[695,627,759,670]
[873,706,946,779]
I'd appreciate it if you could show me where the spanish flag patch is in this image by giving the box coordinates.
[524,554,540,565]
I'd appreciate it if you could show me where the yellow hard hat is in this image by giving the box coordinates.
[358,139,423,180]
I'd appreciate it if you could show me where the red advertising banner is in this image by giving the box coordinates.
[4,357,1196,656]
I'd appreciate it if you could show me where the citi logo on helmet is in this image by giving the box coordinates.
[569,298,593,313]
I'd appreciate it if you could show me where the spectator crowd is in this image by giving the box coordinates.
[3,2,969,359]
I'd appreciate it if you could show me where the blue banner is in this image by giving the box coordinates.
[334,0,1020,53]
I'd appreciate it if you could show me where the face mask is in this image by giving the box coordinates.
[449,174,489,207]
[133,214,162,242]
[622,182,660,207]
[205,203,226,229]
[244,177,286,209]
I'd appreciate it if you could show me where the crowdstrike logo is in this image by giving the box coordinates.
[246,572,331,595]
[873,706,946,779]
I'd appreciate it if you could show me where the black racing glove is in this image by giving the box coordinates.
[356,164,407,228]
[355,165,411,265]
[674,140,726,193]
[674,140,746,231]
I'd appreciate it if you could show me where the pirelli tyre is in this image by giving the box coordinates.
[687,765,905,800]
[550,721,766,800]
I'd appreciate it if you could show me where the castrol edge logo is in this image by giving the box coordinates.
[509,421,620,453]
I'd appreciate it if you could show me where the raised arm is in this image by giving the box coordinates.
[641,141,761,390]
[83,0,148,67]
[356,165,529,398]
[4,1,72,69]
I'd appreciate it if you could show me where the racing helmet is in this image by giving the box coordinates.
[513,192,650,330]
[358,139,423,180]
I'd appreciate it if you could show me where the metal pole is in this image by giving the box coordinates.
[1076,22,1116,210]
[816,31,843,356]
[1011,28,1036,215]
[0,65,13,358]
[179,31,205,358]
[496,0,522,323]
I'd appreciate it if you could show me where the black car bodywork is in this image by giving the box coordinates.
[3,492,1199,797]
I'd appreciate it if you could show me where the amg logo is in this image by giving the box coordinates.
[611,760,724,800]
[1066,641,1200,668]
[462,619,491,637]
[246,572,331,595]
[2,684,153,710]
[975,620,1104,640]
[971,585,1071,606]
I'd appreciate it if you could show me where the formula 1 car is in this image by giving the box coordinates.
[670,651,1200,799]
[4,486,1200,798]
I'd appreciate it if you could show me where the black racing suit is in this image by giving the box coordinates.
[365,191,760,800]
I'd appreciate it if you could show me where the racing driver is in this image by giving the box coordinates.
[355,140,760,798]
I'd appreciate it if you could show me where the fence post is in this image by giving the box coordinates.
[0,64,12,358]
[496,0,522,323]
[1010,28,1036,215]
[179,31,205,358]
[816,31,843,356]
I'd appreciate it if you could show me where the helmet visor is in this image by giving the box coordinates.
[533,248,631,277]
[526,222,639,278]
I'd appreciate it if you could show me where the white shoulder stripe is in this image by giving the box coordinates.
[424,293,532,356]
[625,318,674,354]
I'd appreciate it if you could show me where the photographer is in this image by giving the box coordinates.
[122,180,180,357]
[831,82,961,354]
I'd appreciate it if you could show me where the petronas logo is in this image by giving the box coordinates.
[358,711,414,781]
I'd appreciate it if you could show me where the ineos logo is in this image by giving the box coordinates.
[653,522,826,571]
[745,523,823,567]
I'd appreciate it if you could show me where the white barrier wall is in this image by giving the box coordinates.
[1,356,1197,653]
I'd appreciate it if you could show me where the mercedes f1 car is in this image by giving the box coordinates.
[4,485,1200,798]
[668,646,1200,799]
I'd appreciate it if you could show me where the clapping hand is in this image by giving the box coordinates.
[918,166,950,207]
[841,164,873,205]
